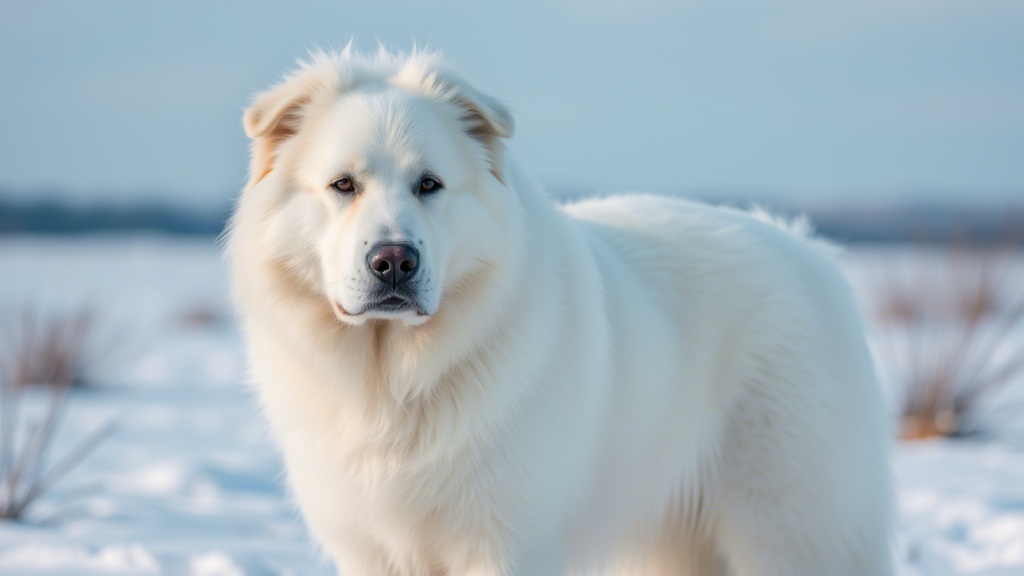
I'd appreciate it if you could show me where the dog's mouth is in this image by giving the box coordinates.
[373,295,413,312]
[332,292,428,321]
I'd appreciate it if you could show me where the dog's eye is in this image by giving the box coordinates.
[418,176,443,194]
[330,177,355,194]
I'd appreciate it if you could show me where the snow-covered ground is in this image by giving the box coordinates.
[0,235,1021,575]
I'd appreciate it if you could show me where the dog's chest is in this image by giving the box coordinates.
[338,449,504,558]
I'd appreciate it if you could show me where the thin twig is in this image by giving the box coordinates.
[9,421,118,520]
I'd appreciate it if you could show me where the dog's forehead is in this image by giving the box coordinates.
[305,87,466,178]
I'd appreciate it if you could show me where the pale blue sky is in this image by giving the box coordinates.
[1,0,1022,210]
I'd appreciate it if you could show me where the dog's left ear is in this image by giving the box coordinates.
[447,81,515,183]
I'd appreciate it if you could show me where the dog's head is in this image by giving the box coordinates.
[237,49,516,327]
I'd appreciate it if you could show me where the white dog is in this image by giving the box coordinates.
[227,47,893,575]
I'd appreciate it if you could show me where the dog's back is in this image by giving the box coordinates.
[556,193,892,575]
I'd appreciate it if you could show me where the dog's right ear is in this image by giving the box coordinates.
[242,71,329,186]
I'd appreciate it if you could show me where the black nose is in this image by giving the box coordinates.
[367,243,419,286]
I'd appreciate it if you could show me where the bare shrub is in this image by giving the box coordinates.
[0,308,117,521]
[871,243,1024,439]
[2,305,137,389]
[175,303,225,329]
[7,308,95,388]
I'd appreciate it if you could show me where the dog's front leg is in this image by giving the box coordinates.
[457,542,566,576]
[461,559,563,576]
[322,535,395,576]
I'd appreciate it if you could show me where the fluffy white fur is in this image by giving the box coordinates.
[227,48,893,575]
